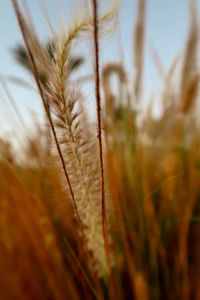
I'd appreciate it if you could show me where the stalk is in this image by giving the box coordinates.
[91,0,112,282]
[12,0,84,242]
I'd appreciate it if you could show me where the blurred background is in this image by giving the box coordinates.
[0,0,199,146]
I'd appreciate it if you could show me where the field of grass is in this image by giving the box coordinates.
[1,0,200,299]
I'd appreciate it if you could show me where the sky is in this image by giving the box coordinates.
[0,0,199,144]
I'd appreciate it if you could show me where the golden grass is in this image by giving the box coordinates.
[1,0,200,299]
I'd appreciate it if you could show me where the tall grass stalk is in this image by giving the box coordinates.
[12,0,85,246]
[91,0,111,275]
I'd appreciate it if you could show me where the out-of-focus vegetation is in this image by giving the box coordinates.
[1,0,200,299]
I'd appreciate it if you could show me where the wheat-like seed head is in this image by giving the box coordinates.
[20,0,121,277]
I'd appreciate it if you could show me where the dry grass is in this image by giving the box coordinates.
[1,0,200,299]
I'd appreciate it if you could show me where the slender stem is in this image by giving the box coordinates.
[12,3,104,298]
[91,0,111,275]
[12,0,83,237]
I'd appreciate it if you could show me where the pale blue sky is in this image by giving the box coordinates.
[0,0,199,141]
